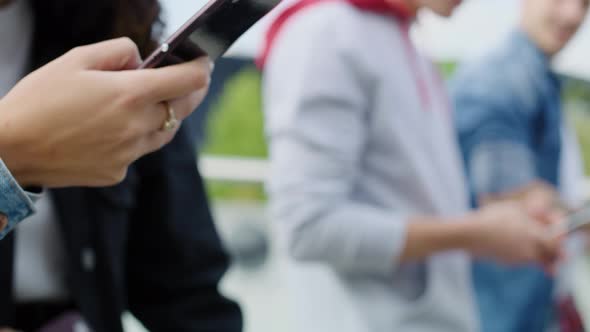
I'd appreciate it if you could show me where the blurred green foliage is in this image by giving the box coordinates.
[202,66,267,201]
[202,66,268,158]
[570,107,590,175]
[438,62,457,78]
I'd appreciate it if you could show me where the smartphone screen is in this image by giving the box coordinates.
[141,0,279,68]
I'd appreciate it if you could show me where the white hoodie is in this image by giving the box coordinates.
[263,1,479,331]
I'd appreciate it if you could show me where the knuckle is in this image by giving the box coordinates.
[178,90,207,120]
[63,46,87,63]
[67,45,85,57]
[190,66,210,91]
[174,100,195,121]
[105,166,128,185]
[117,37,137,50]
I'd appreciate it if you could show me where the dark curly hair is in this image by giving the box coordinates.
[29,0,164,69]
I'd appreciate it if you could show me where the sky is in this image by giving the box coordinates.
[160,0,590,80]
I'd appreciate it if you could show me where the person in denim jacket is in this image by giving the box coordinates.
[452,0,589,331]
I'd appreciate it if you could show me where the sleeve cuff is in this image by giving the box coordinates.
[285,201,409,279]
[0,159,36,239]
[345,209,408,278]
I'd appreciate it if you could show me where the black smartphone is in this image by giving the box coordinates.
[140,0,279,69]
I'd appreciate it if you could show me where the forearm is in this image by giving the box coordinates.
[400,215,482,262]
[286,205,485,271]
[479,181,566,210]
[275,195,408,278]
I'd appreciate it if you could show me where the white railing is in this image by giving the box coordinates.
[199,155,268,183]
[199,155,590,199]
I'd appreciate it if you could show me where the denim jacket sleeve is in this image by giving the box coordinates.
[0,158,37,239]
[452,67,537,197]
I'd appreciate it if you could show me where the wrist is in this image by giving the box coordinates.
[452,212,488,255]
[402,214,483,261]
[0,99,37,187]
[436,215,483,253]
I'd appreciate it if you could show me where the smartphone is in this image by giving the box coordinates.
[140,0,279,69]
[554,202,590,235]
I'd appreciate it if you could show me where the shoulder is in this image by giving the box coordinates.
[271,1,397,59]
[451,41,540,112]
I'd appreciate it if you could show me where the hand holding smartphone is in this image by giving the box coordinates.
[140,0,279,69]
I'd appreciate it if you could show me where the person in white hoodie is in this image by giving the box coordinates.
[260,0,563,330]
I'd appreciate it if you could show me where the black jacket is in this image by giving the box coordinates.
[0,126,243,332]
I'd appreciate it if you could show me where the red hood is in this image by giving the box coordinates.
[257,0,414,68]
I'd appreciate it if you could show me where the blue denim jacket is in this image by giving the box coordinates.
[0,158,36,240]
[452,31,561,332]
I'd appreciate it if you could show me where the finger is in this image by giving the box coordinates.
[548,210,566,226]
[145,124,180,154]
[542,262,557,277]
[130,57,211,102]
[538,236,562,265]
[523,193,558,225]
[526,205,555,226]
[71,37,142,71]
[142,87,206,146]
[135,105,184,154]
[138,92,199,135]
[139,101,171,135]
[170,88,208,121]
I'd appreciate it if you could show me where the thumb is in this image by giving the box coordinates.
[71,37,142,71]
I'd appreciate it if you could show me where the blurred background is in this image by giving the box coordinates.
[119,0,590,331]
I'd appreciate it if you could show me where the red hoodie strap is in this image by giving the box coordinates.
[348,0,414,19]
[256,0,328,68]
[256,0,444,115]
[256,0,414,68]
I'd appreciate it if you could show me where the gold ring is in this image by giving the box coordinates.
[161,101,179,132]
